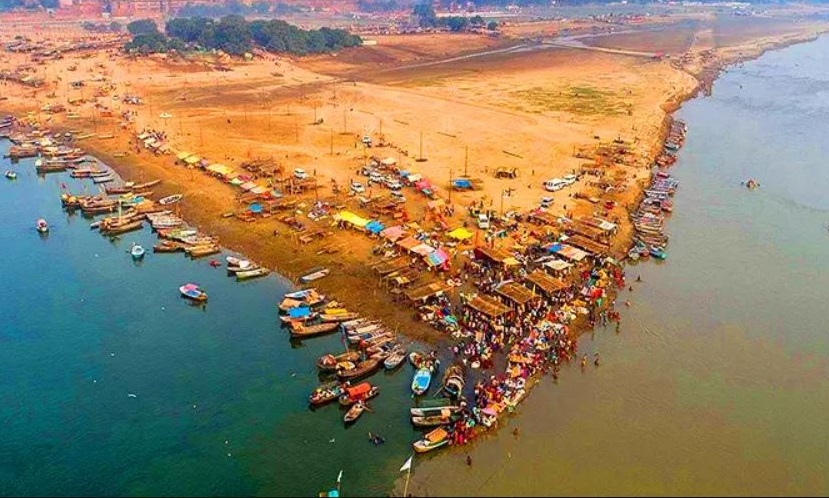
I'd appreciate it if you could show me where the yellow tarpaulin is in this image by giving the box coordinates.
[447,227,473,241]
[207,163,233,177]
[176,151,192,160]
[502,257,520,266]
[184,155,201,165]
[337,210,369,228]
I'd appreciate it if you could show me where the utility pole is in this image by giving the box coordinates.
[294,115,299,143]
[342,107,347,134]
[330,127,334,155]
[464,145,469,177]
[379,118,383,136]
[500,189,505,217]
[448,167,453,203]
[313,104,318,123]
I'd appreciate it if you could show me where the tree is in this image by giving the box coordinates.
[127,19,159,36]
[40,0,59,9]
[445,16,469,33]
[470,15,484,26]
[413,2,437,28]
[487,20,498,31]
[109,21,123,32]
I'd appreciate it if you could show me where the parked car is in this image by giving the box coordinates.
[563,174,577,185]
[294,168,308,180]
[386,180,403,190]
[477,213,490,230]
[540,197,554,208]
[351,182,366,194]
[390,191,406,203]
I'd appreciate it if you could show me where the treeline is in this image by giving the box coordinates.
[0,0,58,11]
[413,4,497,32]
[81,21,123,33]
[124,16,362,56]
[357,0,400,12]
[175,0,303,18]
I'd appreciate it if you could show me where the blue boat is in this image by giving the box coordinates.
[411,367,432,396]
[649,247,667,260]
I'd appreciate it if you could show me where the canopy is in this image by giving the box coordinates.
[250,186,268,195]
[411,243,435,256]
[397,236,421,251]
[176,151,191,160]
[248,203,263,214]
[381,157,396,166]
[426,248,449,267]
[345,383,371,398]
[240,181,258,192]
[365,220,385,234]
[184,155,201,165]
[288,306,312,318]
[544,259,572,272]
[452,178,472,188]
[337,210,370,228]
[207,163,233,177]
[447,227,473,241]
[380,225,405,242]
[554,244,589,262]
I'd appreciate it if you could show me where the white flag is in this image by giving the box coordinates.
[337,470,343,484]
[400,455,413,473]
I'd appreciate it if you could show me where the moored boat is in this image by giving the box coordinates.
[309,382,345,406]
[442,364,465,399]
[383,349,406,370]
[338,382,379,406]
[290,322,339,339]
[179,283,207,302]
[299,267,330,283]
[343,401,366,424]
[412,427,449,453]
[35,218,49,233]
[411,367,432,396]
[411,413,460,428]
[4,170,16,179]
[158,194,183,205]
[317,351,362,372]
[336,359,380,381]
[130,243,145,260]
[235,267,270,280]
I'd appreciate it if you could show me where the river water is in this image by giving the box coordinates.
[406,35,829,496]
[0,153,425,495]
[3,35,829,497]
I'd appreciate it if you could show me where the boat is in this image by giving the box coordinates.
[336,359,380,381]
[411,413,460,428]
[187,245,220,258]
[130,243,145,260]
[4,170,16,179]
[92,175,114,184]
[411,367,432,396]
[319,310,360,323]
[309,382,345,406]
[35,218,49,233]
[410,400,462,418]
[299,268,330,283]
[280,306,317,324]
[317,351,362,372]
[383,349,406,370]
[227,260,259,273]
[343,401,366,424]
[282,288,327,307]
[338,382,379,406]
[442,364,465,399]
[179,283,207,302]
[412,428,449,453]
[101,220,143,236]
[236,267,270,280]
[290,322,339,338]
[158,194,183,205]
[154,240,183,253]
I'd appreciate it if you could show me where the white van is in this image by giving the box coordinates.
[544,179,567,192]
[477,213,490,230]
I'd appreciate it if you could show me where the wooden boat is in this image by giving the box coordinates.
[299,267,330,283]
[236,268,270,280]
[411,367,432,396]
[338,382,379,406]
[154,240,184,253]
[319,311,360,323]
[343,401,366,424]
[348,330,391,345]
[384,349,406,370]
[336,359,380,381]
[412,428,449,453]
[179,283,207,302]
[410,400,462,418]
[186,245,220,258]
[290,322,339,339]
[317,351,362,372]
[309,382,345,406]
[442,364,465,399]
[102,220,143,236]
[36,218,49,233]
[279,289,326,310]
[228,263,261,274]
[158,194,183,205]
[4,170,16,179]
[92,175,114,184]
[411,413,460,428]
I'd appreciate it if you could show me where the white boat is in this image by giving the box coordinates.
[92,175,113,184]
[36,218,49,233]
[300,268,330,283]
[130,243,145,260]
[4,170,16,179]
[158,194,183,205]
[236,267,270,280]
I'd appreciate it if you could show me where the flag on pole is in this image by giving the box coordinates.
[337,470,343,484]
[400,455,413,473]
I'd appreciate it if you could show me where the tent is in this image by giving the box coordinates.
[447,227,473,241]
[411,243,435,256]
[176,151,191,160]
[452,178,472,189]
[337,211,370,228]
[426,248,449,267]
[365,220,385,234]
[184,155,201,165]
[396,236,421,252]
[240,181,258,192]
[380,225,406,242]
[248,203,263,214]
[381,157,396,166]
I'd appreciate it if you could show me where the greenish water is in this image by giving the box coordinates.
[408,34,829,496]
[0,156,424,496]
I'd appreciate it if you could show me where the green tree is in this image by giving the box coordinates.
[109,21,122,32]
[445,16,468,32]
[470,15,484,26]
[413,2,437,28]
[487,20,498,30]
[127,19,159,36]
[212,15,252,56]
[252,0,270,14]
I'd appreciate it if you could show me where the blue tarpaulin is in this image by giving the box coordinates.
[288,306,312,318]
[452,179,472,189]
[248,203,263,214]
[365,220,385,234]
[545,243,563,254]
